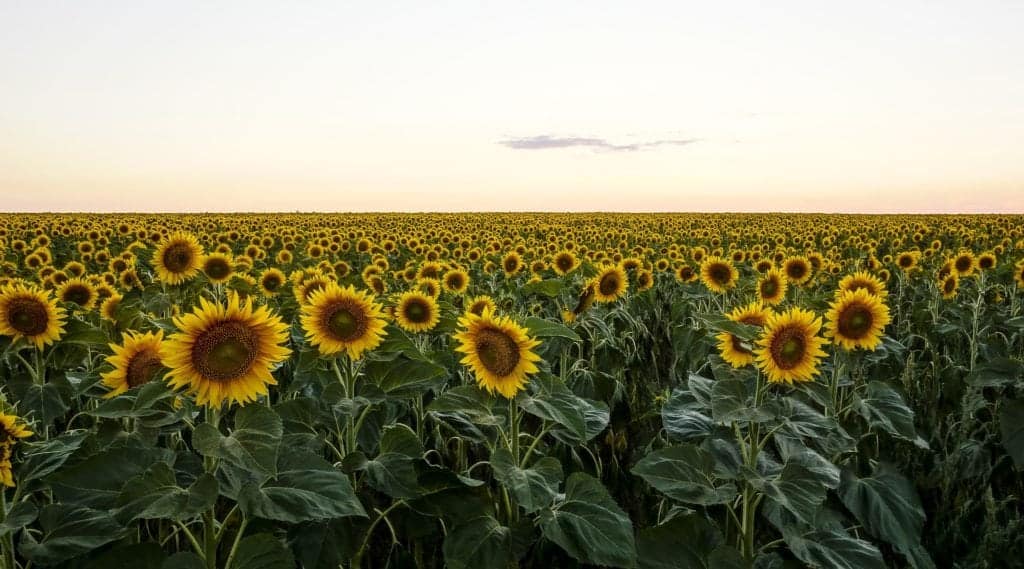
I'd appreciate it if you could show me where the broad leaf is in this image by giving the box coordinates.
[193,405,282,478]
[491,448,563,513]
[539,473,637,568]
[19,505,125,565]
[443,516,513,569]
[239,450,366,522]
[633,444,737,505]
[839,464,929,562]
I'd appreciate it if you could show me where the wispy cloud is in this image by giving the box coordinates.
[498,135,699,152]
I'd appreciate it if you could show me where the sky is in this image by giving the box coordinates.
[1,1,1022,213]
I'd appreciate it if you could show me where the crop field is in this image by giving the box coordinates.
[0,212,1022,569]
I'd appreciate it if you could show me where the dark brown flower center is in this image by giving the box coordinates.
[162,242,195,273]
[191,321,259,381]
[262,275,282,291]
[62,284,93,306]
[760,279,779,297]
[7,297,49,336]
[837,303,872,339]
[943,277,957,294]
[204,258,232,280]
[446,274,465,289]
[403,298,431,323]
[769,325,807,370]
[955,256,972,272]
[504,257,519,273]
[708,264,731,285]
[599,273,621,296]
[475,328,520,377]
[556,255,574,272]
[786,263,807,280]
[127,349,163,388]
[323,301,367,342]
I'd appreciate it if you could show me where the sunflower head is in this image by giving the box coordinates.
[0,284,66,349]
[102,330,166,397]
[676,265,697,283]
[952,252,976,277]
[394,290,441,333]
[592,265,628,303]
[100,294,124,321]
[939,273,959,300]
[161,292,291,408]
[453,308,542,398]
[201,253,235,284]
[466,295,497,317]
[57,277,98,311]
[502,252,523,277]
[825,288,891,351]
[153,232,204,285]
[754,307,828,385]
[783,256,812,285]
[552,250,578,275]
[259,268,287,297]
[302,283,387,359]
[700,257,738,294]
[977,252,996,271]
[716,302,772,368]
[0,414,33,445]
[837,271,888,299]
[756,268,788,305]
[442,269,470,294]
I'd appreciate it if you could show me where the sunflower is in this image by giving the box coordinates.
[442,269,470,295]
[700,257,738,294]
[1016,262,1024,289]
[201,252,234,284]
[100,293,123,321]
[952,251,976,277]
[57,277,98,311]
[716,302,772,368]
[394,290,441,333]
[552,250,578,275]
[977,252,997,271]
[153,232,204,285]
[837,271,888,299]
[101,330,166,397]
[259,268,287,297]
[592,265,628,303]
[676,265,697,283]
[302,283,387,359]
[824,288,891,351]
[502,252,523,277]
[161,292,290,408]
[783,256,813,286]
[466,295,497,316]
[895,251,919,272]
[756,268,788,305]
[635,269,654,291]
[939,273,959,300]
[754,307,828,385]
[294,273,332,304]
[454,308,542,398]
[0,413,33,487]
[0,284,66,349]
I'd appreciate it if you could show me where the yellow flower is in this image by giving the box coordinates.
[394,290,441,333]
[716,302,772,368]
[454,308,541,398]
[592,265,629,303]
[700,257,738,294]
[824,288,891,351]
[101,330,166,397]
[0,284,66,349]
[153,232,204,285]
[754,307,828,385]
[302,283,387,359]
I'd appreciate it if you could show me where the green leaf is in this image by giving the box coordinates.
[239,450,366,522]
[539,472,637,568]
[1000,398,1024,469]
[428,385,499,425]
[839,464,928,561]
[518,376,588,443]
[491,448,563,513]
[49,445,174,509]
[521,279,565,298]
[365,357,447,398]
[711,378,773,424]
[780,525,886,569]
[364,452,421,499]
[20,381,70,426]
[379,423,424,457]
[116,462,217,523]
[661,388,712,442]
[88,381,176,419]
[854,381,919,443]
[193,405,282,478]
[230,533,296,569]
[632,444,737,505]
[0,501,38,536]
[62,317,110,346]
[443,516,513,569]
[523,316,581,342]
[17,431,88,483]
[19,505,125,566]
[637,514,740,569]
[85,543,166,569]
[750,463,828,525]
[162,552,206,569]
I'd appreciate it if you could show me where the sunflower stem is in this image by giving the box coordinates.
[1,489,15,569]
[203,406,221,569]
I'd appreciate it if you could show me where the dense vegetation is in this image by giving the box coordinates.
[0,213,1022,569]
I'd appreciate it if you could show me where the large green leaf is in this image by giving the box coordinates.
[19,505,125,566]
[116,462,217,523]
[17,431,88,483]
[521,279,565,299]
[443,516,513,569]
[838,464,929,564]
[749,463,827,524]
[999,398,1024,470]
[193,404,282,478]
[661,388,712,442]
[853,381,920,443]
[780,525,886,569]
[48,445,174,508]
[711,378,773,424]
[365,357,447,398]
[637,514,742,569]
[239,450,366,522]
[0,501,38,536]
[229,533,296,569]
[632,444,737,505]
[523,316,581,342]
[491,448,563,513]
[539,473,637,568]
[85,543,166,569]
[518,375,588,442]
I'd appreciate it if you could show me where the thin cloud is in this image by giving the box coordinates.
[499,135,699,152]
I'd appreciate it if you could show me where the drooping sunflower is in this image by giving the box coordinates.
[259,268,287,297]
[635,269,654,292]
[153,232,204,285]
[952,251,976,277]
[201,252,234,284]
[592,265,628,303]
[782,256,813,286]
[939,273,959,300]
[700,257,738,294]
[394,290,441,333]
[824,288,891,351]
[454,308,542,398]
[754,307,828,385]
[0,284,66,349]
[977,252,997,271]
[161,292,291,408]
[302,283,387,359]
[100,293,123,321]
[756,268,788,305]
[101,330,166,397]
[466,295,497,316]
[57,277,98,311]
[837,271,888,299]
[442,269,470,295]
[0,413,33,487]
[716,302,772,368]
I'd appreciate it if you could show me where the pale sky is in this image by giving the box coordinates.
[1,1,1022,213]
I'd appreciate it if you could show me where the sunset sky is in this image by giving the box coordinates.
[1,1,1022,213]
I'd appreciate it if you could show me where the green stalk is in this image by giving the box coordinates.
[203,407,221,569]
[1,489,15,569]
[223,517,249,569]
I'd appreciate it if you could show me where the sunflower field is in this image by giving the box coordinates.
[0,212,1023,569]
